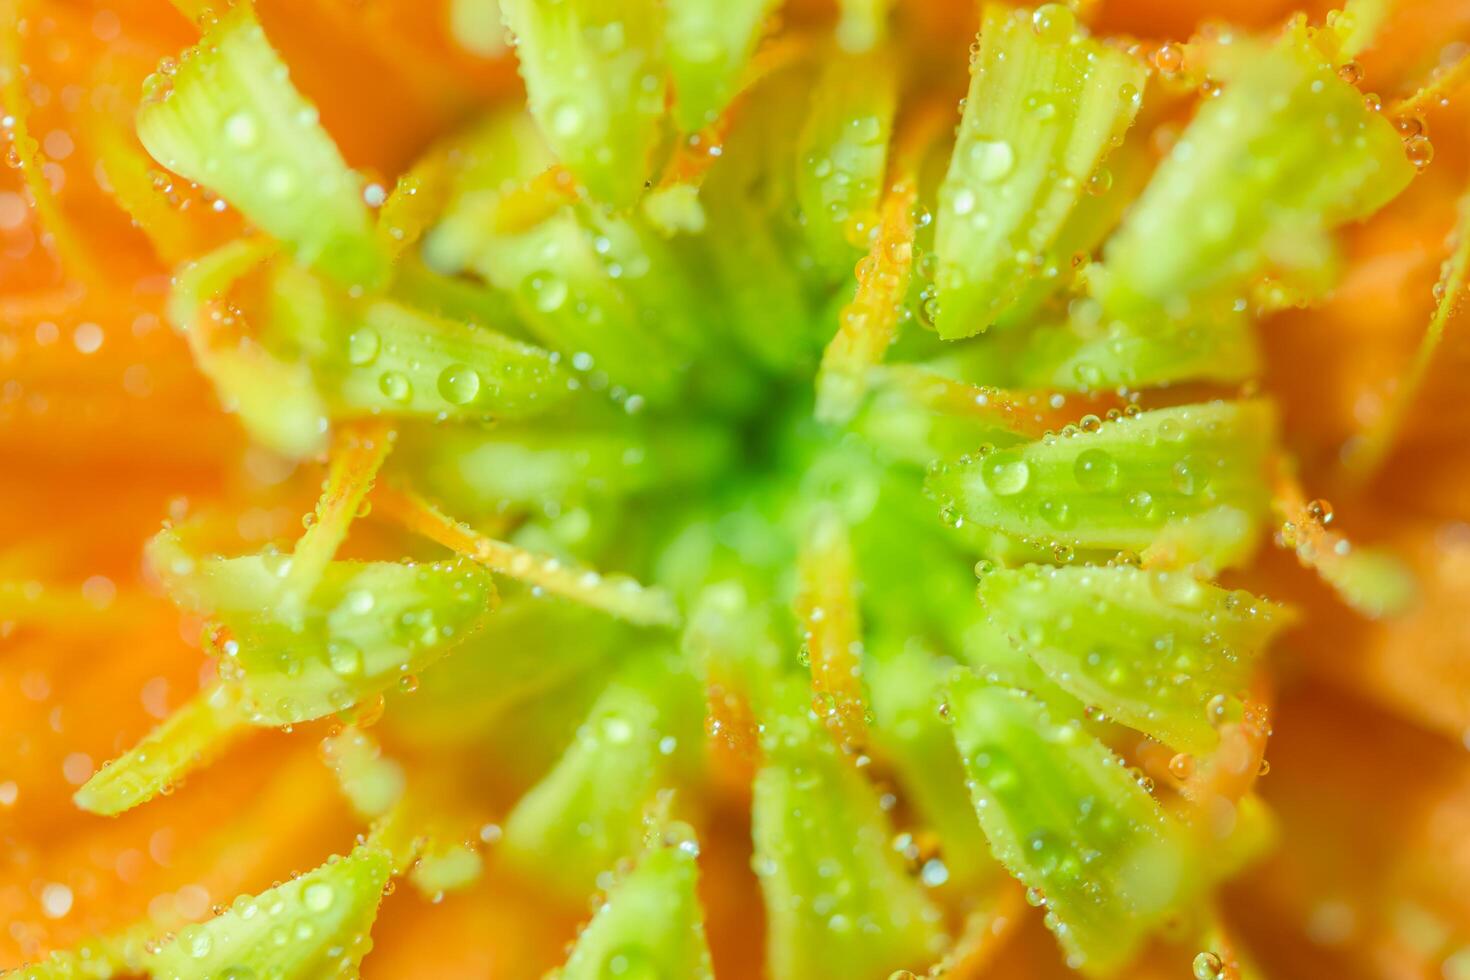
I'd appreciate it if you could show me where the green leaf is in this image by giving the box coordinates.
[500,656,698,898]
[925,401,1275,570]
[933,3,1146,339]
[976,564,1290,752]
[795,48,897,276]
[144,843,392,980]
[752,691,946,979]
[1099,24,1413,320]
[948,675,1195,975]
[137,4,387,289]
[74,685,248,816]
[665,0,775,132]
[148,530,497,726]
[499,0,666,206]
[550,822,715,980]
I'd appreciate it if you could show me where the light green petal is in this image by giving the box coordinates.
[977,564,1290,752]
[934,3,1146,338]
[753,693,946,979]
[550,823,714,980]
[948,675,1195,975]
[138,5,386,289]
[665,0,776,132]
[149,530,497,726]
[145,844,392,980]
[499,0,666,206]
[926,401,1275,570]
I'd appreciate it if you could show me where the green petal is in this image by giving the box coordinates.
[1012,304,1260,392]
[933,3,1146,338]
[320,726,406,819]
[753,695,946,979]
[317,299,573,420]
[977,564,1290,752]
[665,0,775,132]
[499,0,666,206]
[149,531,497,726]
[865,637,999,891]
[428,196,686,401]
[795,48,897,276]
[550,823,715,980]
[925,401,1274,570]
[1100,24,1413,319]
[74,685,247,816]
[137,4,387,289]
[948,675,1195,975]
[836,0,892,52]
[500,656,698,898]
[171,240,329,458]
[144,844,391,980]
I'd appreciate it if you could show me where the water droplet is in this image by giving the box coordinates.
[1406,134,1434,170]
[970,139,1015,183]
[981,451,1030,496]
[224,112,258,148]
[328,640,363,676]
[378,371,412,403]
[303,881,334,912]
[1153,43,1183,74]
[1031,3,1075,42]
[437,363,481,405]
[548,100,586,138]
[1073,448,1118,490]
[1192,951,1224,980]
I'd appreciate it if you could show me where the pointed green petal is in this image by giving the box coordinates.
[665,0,775,132]
[74,685,247,816]
[144,844,391,980]
[1100,25,1413,319]
[149,530,497,726]
[320,299,573,420]
[753,698,946,979]
[399,420,734,511]
[428,197,685,401]
[551,823,715,980]
[934,3,1146,338]
[977,564,1290,752]
[836,0,892,52]
[795,48,897,275]
[320,727,406,819]
[948,676,1195,975]
[1013,303,1260,392]
[499,0,666,206]
[926,401,1274,570]
[137,4,387,288]
[865,638,998,891]
[170,239,330,458]
[501,657,698,898]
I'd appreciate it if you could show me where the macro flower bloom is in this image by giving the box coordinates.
[2,0,1469,977]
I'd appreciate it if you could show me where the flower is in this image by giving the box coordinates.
[2,0,1469,977]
